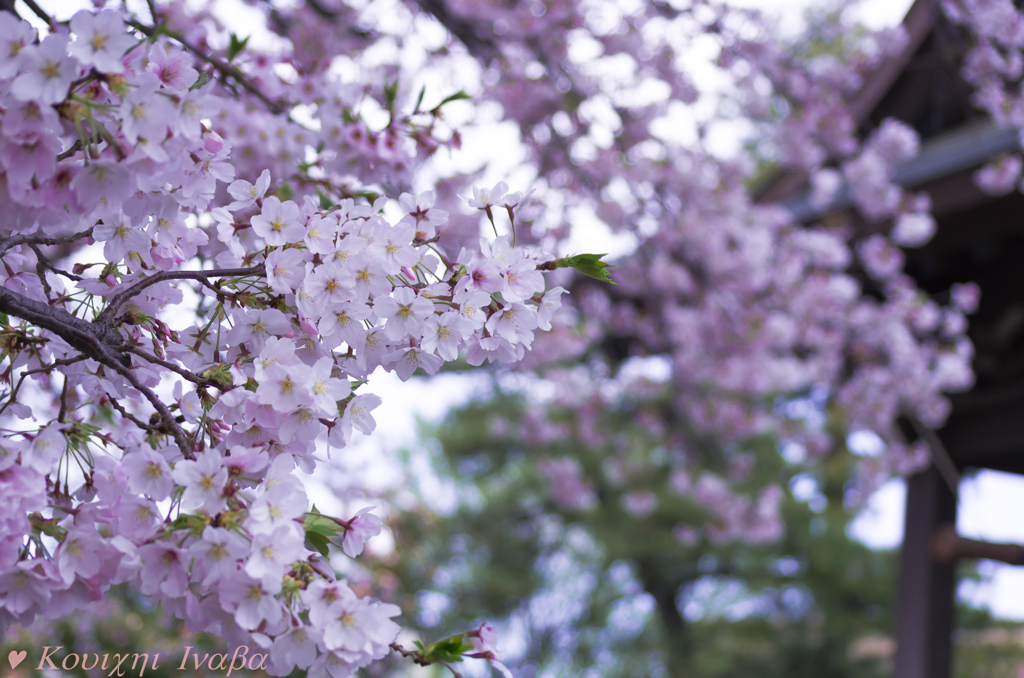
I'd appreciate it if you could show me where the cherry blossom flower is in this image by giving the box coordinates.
[374,287,434,341]
[190,526,249,587]
[399,190,448,240]
[56,530,104,586]
[147,40,199,93]
[227,169,272,211]
[69,9,135,73]
[309,357,350,416]
[120,83,177,145]
[122,448,174,500]
[467,181,509,210]
[252,197,304,247]
[341,507,383,557]
[0,13,36,80]
[246,524,305,580]
[172,450,229,514]
[257,363,314,412]
[11,35,78,105]
[891,212,936,247]
[221,574,285,631]
[266,248,308,294]
[339,393,382,442]
[421,312,472,360]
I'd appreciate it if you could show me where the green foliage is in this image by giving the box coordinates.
[384,382,1024,678]
[554,253,617,285]
[226,33,250,63]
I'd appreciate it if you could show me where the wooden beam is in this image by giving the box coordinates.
[931,524,1024,566]
[894,465,958,678]
[943,383,1024,474]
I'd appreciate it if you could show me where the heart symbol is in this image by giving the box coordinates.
[8,650,26,669]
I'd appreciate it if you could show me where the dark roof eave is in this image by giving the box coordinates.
[782,118,1019,222]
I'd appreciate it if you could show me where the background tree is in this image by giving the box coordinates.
[379,381,1023,678]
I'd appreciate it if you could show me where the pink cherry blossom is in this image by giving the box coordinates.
[12,35,78,105]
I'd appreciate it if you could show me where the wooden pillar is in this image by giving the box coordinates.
[894,465,958,678]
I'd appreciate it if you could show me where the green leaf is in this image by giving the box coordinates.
[304,531,331,558]
[303,512,343,539]
[30,513,67,540]
[384,79,399,112]
[189,70,211,92]
[227,33,250,63]
[556,253,617,285]
[432,89,471,112]
[413,85,426,114]
[419,635,475,664]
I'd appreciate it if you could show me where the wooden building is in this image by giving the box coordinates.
[767,1,1024,675]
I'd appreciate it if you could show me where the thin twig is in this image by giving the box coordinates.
[28,246,84,283]
[0,357,87,418]
[57,140,83,162]
[128,19,292,117]
[105,357,195,460]
[97,265,265,324]
[105,394,159,433]
[128,346,222,389]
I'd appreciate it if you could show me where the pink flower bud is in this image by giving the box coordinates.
[203,134,224,154]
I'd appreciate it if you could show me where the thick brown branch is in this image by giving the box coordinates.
[0,0,19,19]
[97,265,265,324]
[409,0,499,61]
[0,285,195,458]
[0,228,94,258]
[0,286,128,366]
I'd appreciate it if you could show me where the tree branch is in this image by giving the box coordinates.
[105,392,160,433]
[29,245,84,283]
[96,265,265,324]
[408,0,500,61]
[128,20,292,116]
[0,228,94,258]
[0,0,19,18]
[0,282,201,458]
[128,346,223,389]
[16,0,52,25]
[104,356,195,460]
[0,286,129,366]
[0,357,87,419]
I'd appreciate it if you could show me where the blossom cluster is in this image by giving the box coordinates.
[359,0,983,527]
[0,4,564,676]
